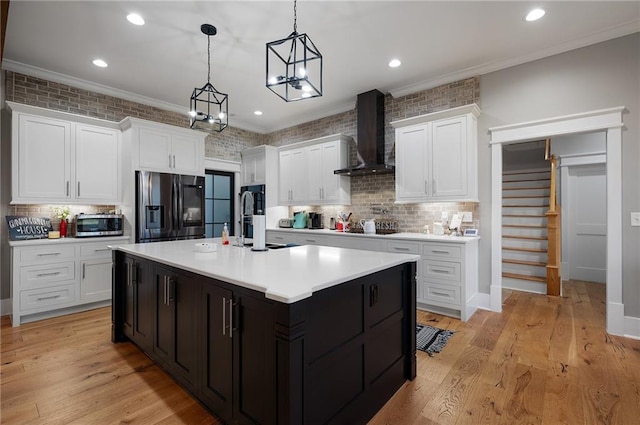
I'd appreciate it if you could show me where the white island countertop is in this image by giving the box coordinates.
[111,238,420,304]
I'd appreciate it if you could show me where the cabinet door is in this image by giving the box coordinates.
[80,259,111,302]
[200,282,233,417]
[319,141,343,203]
[138,127,172,171]
[75,124,120,203]
[278,150,294,204]
[431,116,468,198]
[307,144,324,203]
[233,294,276,425]
[171,134,202,175]
[17,114,72,201]
[154,267,199,389]
[395,125,429,202]
[290,148,307,204]
[123,257,152,349]
[241,152,257,185]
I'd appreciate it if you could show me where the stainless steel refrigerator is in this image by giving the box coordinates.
[136,171,205,243]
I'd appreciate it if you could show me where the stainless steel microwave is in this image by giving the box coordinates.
[75,214,124,237]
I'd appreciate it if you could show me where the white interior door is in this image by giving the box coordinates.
[567,164,607,283]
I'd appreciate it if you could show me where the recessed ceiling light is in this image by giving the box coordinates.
[127,13,145,26]
[388,59,402,68]
[254,111,263,116]
[525,8,546,22]
[92,59,108,68]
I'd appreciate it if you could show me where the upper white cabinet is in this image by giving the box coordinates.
[278,134,351,206]
[8,102,121,205]
[120,117,206,176]
[241,145,275,186]
[391,104,480,203]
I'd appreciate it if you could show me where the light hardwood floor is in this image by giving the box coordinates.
[2,280,639,424]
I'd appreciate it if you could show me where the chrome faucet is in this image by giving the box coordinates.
[235,190,254,247]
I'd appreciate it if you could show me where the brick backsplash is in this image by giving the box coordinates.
[6,204,115,237]
[4,71,480,233]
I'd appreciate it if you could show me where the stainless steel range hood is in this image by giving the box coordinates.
[334,89,394,176]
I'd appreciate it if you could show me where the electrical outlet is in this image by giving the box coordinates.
[458,211,473,223]
[631,212,640,227]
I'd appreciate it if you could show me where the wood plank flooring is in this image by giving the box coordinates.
[2,280,639,424]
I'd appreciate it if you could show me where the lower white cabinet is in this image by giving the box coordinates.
[10,237,129,326]
[266,229,479,320]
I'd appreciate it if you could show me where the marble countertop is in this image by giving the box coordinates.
[9,235,131,247]
[267,228,479,243]
[111,238,420,304]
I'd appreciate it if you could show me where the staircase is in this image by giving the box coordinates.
[502,168,550,293]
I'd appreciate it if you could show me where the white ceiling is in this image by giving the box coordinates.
[3,1,639,134]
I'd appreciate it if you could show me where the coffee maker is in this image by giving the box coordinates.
[308,212,324,229]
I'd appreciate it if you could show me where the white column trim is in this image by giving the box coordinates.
[489,106,626,336]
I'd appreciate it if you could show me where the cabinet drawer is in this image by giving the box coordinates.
[267,232,292,244]
[20,284,76,311]
[80,243,113,259]
[386,241,420,254]
[422,243,461,260]
[20,245,76,263]
[20,262,76,289]
[298,235,328,246]
[422,260,461,285]
[421,282,461,306]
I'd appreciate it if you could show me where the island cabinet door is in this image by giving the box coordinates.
[123,257,152,351]
[153,265,199,390]
[199,282,233,418]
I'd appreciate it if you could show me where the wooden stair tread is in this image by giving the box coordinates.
[503,214,546,218]
[502,272,547,283]
[503,178,551,183]
[503,224,546,228]
[503,205,550,208]
[503,187,551,191]
[502,195,548,199]
[503,171,550,176]
[503,246,547,253]
[503,235,547,240]
[503,259,546,267]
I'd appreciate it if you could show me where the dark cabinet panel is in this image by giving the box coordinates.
[200,282,233,418]
[153,265,199,389]
[123,256,152,350]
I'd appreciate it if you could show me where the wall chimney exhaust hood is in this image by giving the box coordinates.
[334,89,394,176]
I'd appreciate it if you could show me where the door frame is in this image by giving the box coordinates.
[489,106,625,336]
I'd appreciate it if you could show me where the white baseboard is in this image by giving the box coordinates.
[475,292,493,311]
[0,298,12,317]
[624,315,640,340]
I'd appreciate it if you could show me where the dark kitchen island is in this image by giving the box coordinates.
[111,238,418,425]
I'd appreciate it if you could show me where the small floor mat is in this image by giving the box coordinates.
[416,324,455,356]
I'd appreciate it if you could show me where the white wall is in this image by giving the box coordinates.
[0,69,11,308]
[479,33,640,316]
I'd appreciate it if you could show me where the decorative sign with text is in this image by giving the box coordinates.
[6,216,53,241]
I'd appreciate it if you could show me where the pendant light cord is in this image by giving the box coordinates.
[207,35,211,84]
[293,0,297,33]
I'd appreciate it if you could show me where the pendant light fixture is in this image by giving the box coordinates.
[266,0,323,102]
[189,24,228,132]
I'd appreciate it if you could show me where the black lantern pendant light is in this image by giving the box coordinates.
[266,0,323,102]
[189,24,228,132]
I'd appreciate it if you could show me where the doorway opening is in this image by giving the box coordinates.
[204,170,235,238]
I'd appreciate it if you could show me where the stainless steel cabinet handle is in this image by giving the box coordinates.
[163,276,168,305]
[66,181,70,196]
[431,250,450,254]
[169,155,172,168]
[36,271,61,277]
[393,247,410,251]
[432,179,436,196]
[431,291,450,297]
[319,188,322,199]
[222,297,227,336]
[82,263,86,279]
[126,263,132,286]
[228,299,234,339]
[37,294,61,301]
[424,180,428,194]
[167,278,174,304]
[172,155,176,168]
[37,252,60,256]
[95,248,110,252]
[77,181,81,197]
[431,268,450,274]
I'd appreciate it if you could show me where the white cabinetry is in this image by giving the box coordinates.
[120,117,206,176]
[241,146,268,185]
[10,237,129,326]
[8,102,121,204]
[392,104,480,203]
[278,147,308,204]
[278,134,351,206]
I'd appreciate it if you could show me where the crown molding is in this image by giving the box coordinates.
[389,20,640,98]
[2,59,268,134]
